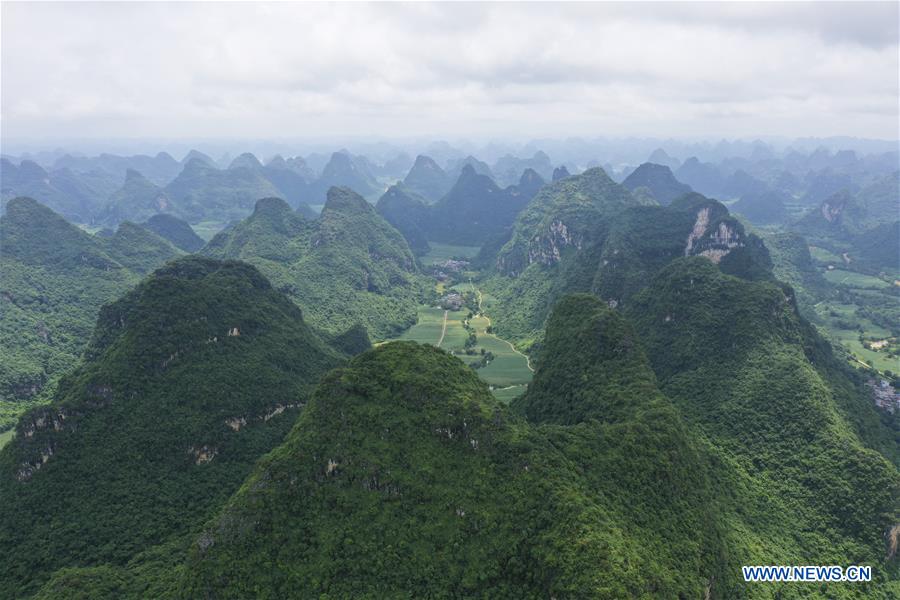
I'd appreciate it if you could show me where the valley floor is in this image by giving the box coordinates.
[387,243,534,402]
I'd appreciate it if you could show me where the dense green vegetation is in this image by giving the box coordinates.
[1,159,117,223]
[138,213,205,252]
[202,190,429,339]
[97,169,171,226]
[0,257,343,597]
[181,341,722,598]
[162,158,282,223]
[485,176,769,345]
[623,259,899,583]
[2,143,897,598]
[374,183,432,255]
[0,198,180,422]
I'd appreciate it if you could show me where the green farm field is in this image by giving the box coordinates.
[822,269,891,289]
[389,287,533,401]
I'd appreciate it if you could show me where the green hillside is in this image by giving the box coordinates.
[0,257,343,597]
[181,340,723,598]
[203,190,428,339]
[484,183,769,344]
[0,198,180,416]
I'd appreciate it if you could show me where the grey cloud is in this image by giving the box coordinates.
[1,1,897,142]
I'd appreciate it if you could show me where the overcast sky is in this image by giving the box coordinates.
[2,1,898,145]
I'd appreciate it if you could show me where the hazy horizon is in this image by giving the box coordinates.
[3,1,898,147]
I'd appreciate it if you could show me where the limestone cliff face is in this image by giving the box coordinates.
[821,195,847,223]
[684,207,745,264]
[526,220,582,267]
[496,168,641,276]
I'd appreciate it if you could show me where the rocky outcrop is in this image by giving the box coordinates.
[526,220,581,267]
[685,208,744,264]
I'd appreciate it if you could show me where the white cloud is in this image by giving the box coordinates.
[1,1,897,141]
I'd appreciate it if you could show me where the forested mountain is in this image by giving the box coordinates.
[0,257,344,597]
[1,141,898,600]
[377,165,546,248]
[487,170,769,343]
[374,183,432,255]
[161,158,282,223]
[795,189,866,237]
[428,165,544,245]
[16,287,895,598]
[402,154,453,202]
[621,162,693,205]
[0,198,180,411]
[299,151,382,204]
[1,159,116,223]
[98,169,171,225]
[202,189,426,339]
[180,337,726,598]
[494,166,650,278]
[139,213,205,252]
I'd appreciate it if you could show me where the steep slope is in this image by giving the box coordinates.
[855,171,899,226]
[446,154,494,182]
[0,257,343,597]
[163,158,281,223]
[261,155,313,206]
[98,169,172,225]
[486,185,770,343]
[374,183,432,255]
[139,213,205,252]
[0,199,179,408]
[795,189,866,237]
[103,222,181,274]
[302,152,382,204]
[428,165,542,245]
[495,167,650,278]
[764,231,832,314]
[621,162,692,205]
[181,340,724,599]
[203,190,426,339]
[722,169,767,200]
[551,165,571,181]
[625,258,899,590]
[402,154,453,202]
